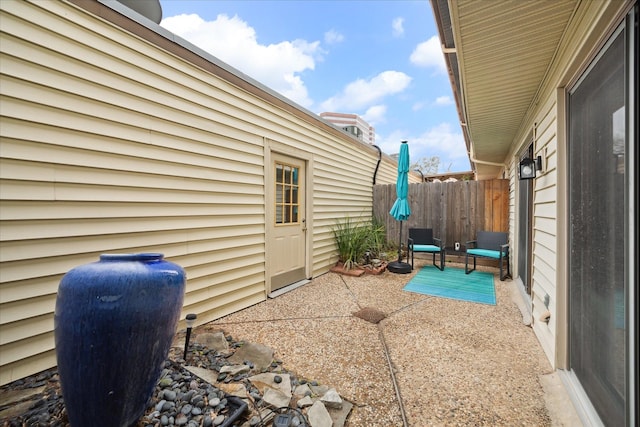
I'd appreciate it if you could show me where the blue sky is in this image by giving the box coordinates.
[159,1,471,173]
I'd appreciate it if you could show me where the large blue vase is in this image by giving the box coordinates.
[54,253,186,427]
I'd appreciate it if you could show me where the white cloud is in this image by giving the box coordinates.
[410,35,447,75]
[377,122,470,172]
[161,13,321,107]
[435,95,453,106]
[414,123,466,158]
[392,17,404,37]
[363,105,387,126]
[324,29,344,44]
[320,71,412,111]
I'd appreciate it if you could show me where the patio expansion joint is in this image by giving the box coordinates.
[386,295,436,318]
[212,314,355,325]
[377,325,409,427]
[337,274,366,311]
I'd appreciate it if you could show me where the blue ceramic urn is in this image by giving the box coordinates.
[54,253,186,427]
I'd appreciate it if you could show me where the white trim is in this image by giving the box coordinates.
[559,370,605,427]
[267,279,310,298]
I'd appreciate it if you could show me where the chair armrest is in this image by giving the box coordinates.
[466,240,477,249]
[500,243,509,255]
[434,237,442,248]
[408,237,414,249]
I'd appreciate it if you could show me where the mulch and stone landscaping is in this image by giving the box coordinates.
[0,331,349,427]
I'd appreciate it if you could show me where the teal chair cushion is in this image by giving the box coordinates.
[467,248,502,259]
[413,244,441,252]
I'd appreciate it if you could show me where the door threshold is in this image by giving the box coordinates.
[268,279,310,298]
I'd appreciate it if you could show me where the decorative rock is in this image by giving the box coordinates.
[219,364,250,376]
[0,386,46,408]
[293,383,312,397]
[227,343,274,372]
[262,388,291,409]
[327,399,354,427]
[320,388,343,409]
[158,378,173,387]
[180,367,215,384]
[155,400,167,412]
[216,382,248,398]
[310,384,329,397]
[248,373,292,397]
[194,332,229,353]
[307,401,333,427]
[182,390,196,402]
[296,395,313,408]
[175,413,188,426]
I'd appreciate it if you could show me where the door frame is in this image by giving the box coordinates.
[264,139,313,294]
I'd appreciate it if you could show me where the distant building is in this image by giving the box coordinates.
[320,112,375,145]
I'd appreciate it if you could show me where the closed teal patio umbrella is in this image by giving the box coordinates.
[388,141,412,274]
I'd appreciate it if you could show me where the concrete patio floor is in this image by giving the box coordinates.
[192,258,582,426]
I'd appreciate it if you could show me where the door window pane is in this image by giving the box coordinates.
[275,162,300,225]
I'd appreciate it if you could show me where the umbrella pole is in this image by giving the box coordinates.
[397,221,403,262]
[388,220,411,274]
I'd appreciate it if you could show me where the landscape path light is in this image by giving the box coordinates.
[183,313,197,361]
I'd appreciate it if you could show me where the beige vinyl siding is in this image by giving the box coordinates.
[531,92,559,351]
[0,0,397,385]
[505,76,559,365]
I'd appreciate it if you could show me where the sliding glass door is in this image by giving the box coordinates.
[567,7,636,424]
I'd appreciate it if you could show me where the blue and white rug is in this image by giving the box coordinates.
[403,265,496,305]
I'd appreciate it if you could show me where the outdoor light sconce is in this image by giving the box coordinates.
[519,155,542,180]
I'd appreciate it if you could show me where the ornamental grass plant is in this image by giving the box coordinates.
[332,216,390,270]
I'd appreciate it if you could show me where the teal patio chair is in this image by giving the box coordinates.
[465,231,510,280]
[408,228,445,270]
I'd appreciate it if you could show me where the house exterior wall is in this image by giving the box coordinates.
[0,0,399,385]
[505,0,630,368]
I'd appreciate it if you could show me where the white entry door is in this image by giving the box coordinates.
[268,153,306,292]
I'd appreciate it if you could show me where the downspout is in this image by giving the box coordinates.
[372,144,382,184]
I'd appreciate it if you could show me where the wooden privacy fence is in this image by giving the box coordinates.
[373,179,509,250]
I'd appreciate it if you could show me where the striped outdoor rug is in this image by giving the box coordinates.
[403,265,496,305]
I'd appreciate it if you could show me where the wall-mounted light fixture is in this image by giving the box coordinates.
[519,155,542,180]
